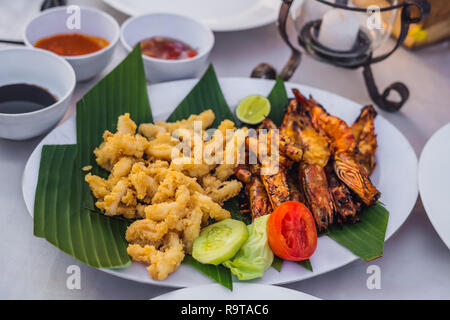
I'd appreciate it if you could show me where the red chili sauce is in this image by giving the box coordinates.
[35,33,109,56]
[140,36,197,60]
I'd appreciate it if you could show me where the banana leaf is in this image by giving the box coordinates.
[34,145,131,268]
[166,65,234,128]
[328,203,389,261]
[77,45,153,176]
[183,256,232,290]
[267,76,288,127]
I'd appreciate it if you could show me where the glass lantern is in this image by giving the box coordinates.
[252,0,431,112]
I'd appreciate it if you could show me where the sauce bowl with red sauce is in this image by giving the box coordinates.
[24,7,119,82]
[121,13,214,83]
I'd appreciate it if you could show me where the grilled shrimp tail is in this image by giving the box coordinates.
[279,136,303,162]
[235,165,253,184]
[325,163,358,222]
[334,152,380,206]
[258,118,277,130]
[246,176,273,220]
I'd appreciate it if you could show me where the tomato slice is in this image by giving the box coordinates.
[267,201,317,261]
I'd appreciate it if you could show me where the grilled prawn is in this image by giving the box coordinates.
[293,89,380,206]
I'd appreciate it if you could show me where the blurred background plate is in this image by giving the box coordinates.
[152,283,320,300]
[418,123,450,250]
[103,0,280,32]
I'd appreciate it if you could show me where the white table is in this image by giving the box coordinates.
[1,0,449,299]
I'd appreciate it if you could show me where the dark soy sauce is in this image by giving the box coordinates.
[0,83,57,114]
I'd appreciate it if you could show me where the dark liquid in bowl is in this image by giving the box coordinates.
[0,83,57,114]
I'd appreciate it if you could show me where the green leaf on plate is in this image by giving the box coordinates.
[295,259,313,272]
[183,255,233,290]
[34,145,131,268]
[223,197,252,225]
[267,76,289,126]
[76,45,153,175]
[327,203,389,261]
[166,65,235,128]
[271,256,313,272]
[271,256,284,272]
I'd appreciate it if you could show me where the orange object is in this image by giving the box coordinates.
[34,33,109,56]
[267,201,317,261]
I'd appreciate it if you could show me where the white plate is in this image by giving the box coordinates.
[22,77,419,287]
[103,0,280,32]
[418,123,450,250]
[152,283,319,300]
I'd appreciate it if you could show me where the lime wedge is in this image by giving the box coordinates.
[236,95,271,125]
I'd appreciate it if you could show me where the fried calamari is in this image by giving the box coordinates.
[85,111,244,280]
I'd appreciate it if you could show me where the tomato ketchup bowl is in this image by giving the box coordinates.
[24,6,120,82]
[121,13,214,83]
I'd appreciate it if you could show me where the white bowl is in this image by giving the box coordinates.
[0,48,76,140]
[24,6,120,82]
[121,13,214,83]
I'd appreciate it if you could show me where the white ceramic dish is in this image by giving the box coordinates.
[418,123,450,250]
[0,47,75,140]
[104,0,280,32]
[24,6,120,82]
[121,13,214,83]
[22,78,419,287]
[152,283,320,300]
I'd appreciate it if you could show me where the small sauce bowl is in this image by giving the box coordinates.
[24,6,120,82]
[121,13,215,83]
[0,47,76,140]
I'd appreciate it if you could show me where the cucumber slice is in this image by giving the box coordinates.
[192,219,249,265]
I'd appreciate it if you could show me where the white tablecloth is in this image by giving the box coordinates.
[1,0,449,299]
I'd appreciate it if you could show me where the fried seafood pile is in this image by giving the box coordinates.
[85,111,246,280]
[236,89,380,231]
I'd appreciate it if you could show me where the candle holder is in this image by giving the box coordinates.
[252,0,430,112]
